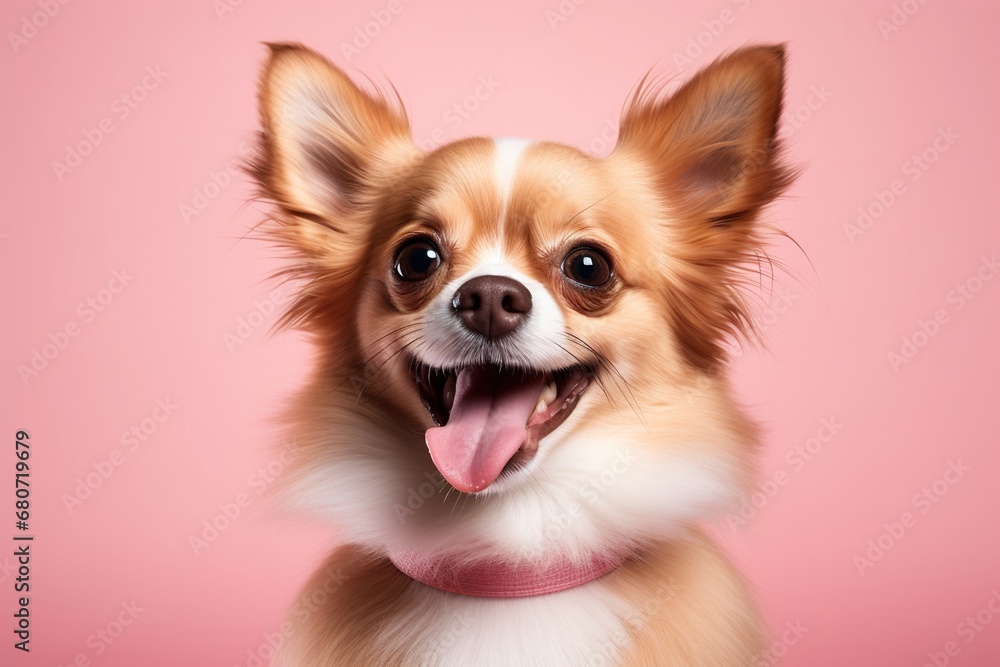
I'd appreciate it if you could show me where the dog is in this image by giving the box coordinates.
[251,42,794,666]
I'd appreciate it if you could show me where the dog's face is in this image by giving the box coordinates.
[255,44,791,561]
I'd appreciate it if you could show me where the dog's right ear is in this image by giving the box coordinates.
[253,44,418,331]
[611,45,794,370]
[255,43,417,240]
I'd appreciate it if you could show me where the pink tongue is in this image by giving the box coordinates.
[425,367,546,493]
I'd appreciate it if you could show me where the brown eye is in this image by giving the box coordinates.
[394,238,442,281]
[562,247,612,288]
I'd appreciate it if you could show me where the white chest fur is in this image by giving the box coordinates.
[375,579,632,666]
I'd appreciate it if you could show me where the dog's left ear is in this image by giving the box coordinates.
[615,45,791,223]
[613,46,795,370]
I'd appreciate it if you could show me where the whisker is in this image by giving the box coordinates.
[353,334,425,406]
[550,340,622,413]
[564,332,646,428]
[322,323,424,399]
[357,322,424,358]
[351,324,424,377]
[564,189,620,227]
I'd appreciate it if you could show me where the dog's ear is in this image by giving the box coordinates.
[614,46,795,369]
[253,44,418,330]
[255,42,417,241]
[616,45,790,222]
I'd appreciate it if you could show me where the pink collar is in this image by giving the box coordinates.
[388,551,627,598]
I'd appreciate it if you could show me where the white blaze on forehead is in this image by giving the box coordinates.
[473,244,506,265]
[493,138,531,245]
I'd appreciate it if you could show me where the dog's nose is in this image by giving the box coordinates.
[452,275,532,340]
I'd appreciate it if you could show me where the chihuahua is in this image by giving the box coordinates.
[252,42,794,666]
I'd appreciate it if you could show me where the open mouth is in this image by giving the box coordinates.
[411,361,593,493]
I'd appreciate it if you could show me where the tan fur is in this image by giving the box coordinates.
[274,547,415,666]
[251,42,795,666]
[613,533,763,666]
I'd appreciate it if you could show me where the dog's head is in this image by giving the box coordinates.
[254,43,792,562]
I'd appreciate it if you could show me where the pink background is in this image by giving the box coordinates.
[2,0,998,665]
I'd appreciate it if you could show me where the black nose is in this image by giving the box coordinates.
[452,275,532,340]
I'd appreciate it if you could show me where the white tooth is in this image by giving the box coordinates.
[540,381,557,406]
[534,398,547,415]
